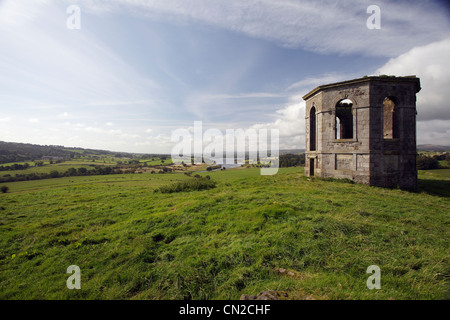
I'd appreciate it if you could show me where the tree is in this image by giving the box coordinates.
[49,170,60,178]
[417,154,440,170]
[1,186,9,193]
[66,168,77,176]
[35,161,44,167]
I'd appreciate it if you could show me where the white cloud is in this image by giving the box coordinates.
[417,120,450,146]
[286,73,347,92]
[243,72,361,149]
[251,101,305,141]
[28,118,40,123]
[82,126,140,139]
[186,91,286,121]
[184,72,356,150]
[0,0,49,28]
[2,1,448,152]
[376,38,450,121]
[57,112,73,119]
[73,0,450,57]
[375,37,450,146]
[0,1,160,111]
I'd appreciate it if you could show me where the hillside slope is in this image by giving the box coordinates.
[0,167,448,300]
[0,141,135,164]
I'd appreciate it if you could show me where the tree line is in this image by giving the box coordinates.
[277,153,449,170]
[0,140,140,164]
[279,154,305,167]
[0,165,125,183]
[416,153,449,170]
[0,163,31,171]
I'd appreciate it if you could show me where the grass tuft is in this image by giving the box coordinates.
[154,177,217,193]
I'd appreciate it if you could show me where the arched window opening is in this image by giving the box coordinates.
[383,96,399,139]
[335,99,353,139]
[310,106,316,151]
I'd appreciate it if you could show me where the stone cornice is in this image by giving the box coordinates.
[302,75,421,100]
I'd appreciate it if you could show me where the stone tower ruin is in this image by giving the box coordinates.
[303,75,421,190]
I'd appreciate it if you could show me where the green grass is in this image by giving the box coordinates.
[0,159,123,178]
[140,158,173,166]
[1,157,172,178]
[0,168,448,300]
[1,173,190,193]
[155,177,217,193]
[419,169,450,179]
[1,164,96,177]
[63,160,116,165]
[0,161,40,167]
[418,169,450,197]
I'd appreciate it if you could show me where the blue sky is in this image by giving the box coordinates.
[0,0,449,153]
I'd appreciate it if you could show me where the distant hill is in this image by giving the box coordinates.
[0,141,308,165]
[0,141,136,164]
[417,144,450,152]
[280,149,305,155]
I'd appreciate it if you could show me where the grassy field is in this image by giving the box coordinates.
[1,157,172,178]
[1,164,96,177]
[0,167,448,300]
[139,158,173,166]
[419,169,450,179]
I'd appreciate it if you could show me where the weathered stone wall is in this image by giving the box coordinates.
[304,76,420,190]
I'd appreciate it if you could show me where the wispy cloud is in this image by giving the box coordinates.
[185,91,287,123]
[73,0,450,56]
[0,1,160,110]
[286,73,348,92]
[183,71,362,150]
[1,1,448,152]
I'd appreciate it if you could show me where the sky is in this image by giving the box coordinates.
[0,0,449,153]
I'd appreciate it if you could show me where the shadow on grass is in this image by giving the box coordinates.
[418,179,450,197]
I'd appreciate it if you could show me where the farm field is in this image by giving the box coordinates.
[1,163,98,177]
[0,156,174,182]
[0,167,448,300]
[139,158,173,166]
